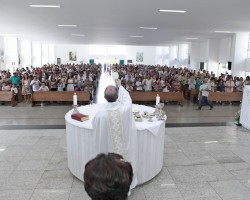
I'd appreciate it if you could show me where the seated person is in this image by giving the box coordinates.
[84,153,133,200]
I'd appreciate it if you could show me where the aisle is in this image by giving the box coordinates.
[95,71,116,104]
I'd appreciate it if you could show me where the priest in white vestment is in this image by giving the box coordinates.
[92,80,138,190]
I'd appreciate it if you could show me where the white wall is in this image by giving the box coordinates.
[190,42,200,70]
[155,47,163,65]
[190,37,234,75]
[199,41,210,70]
[208,39,219,74]
[4,37,18,73]
[231,33,249,77]
[219,38,232,63]
[162,47,169,66]
[55,44,90,64]
[178,44,188,67]
[55,44,185,65]
[32,42,42,67]
[0,36,5,70]
[19,40,32,68]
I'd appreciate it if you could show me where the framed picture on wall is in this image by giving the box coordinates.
[69,51,77,61]
[136,52,143,62]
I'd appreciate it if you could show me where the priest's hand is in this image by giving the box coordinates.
[116,79,121,87]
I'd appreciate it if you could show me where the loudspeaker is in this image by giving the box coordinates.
[228,62,232,70]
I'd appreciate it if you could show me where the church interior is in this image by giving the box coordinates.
[1,0,250,199]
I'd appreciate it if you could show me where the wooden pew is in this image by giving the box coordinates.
[190,89,199,102]
[31,91,91,107]
[208,92,243,102]
[0,91,16,107]
[129,91,184,106]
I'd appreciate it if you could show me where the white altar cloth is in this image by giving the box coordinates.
[240,86,250,130]
[65,104,166,185]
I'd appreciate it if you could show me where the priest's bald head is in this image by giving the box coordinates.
[104,85,118,102]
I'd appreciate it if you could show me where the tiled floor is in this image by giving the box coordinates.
[0,73,246,199]
[0,127,250,200]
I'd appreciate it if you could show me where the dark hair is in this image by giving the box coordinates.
[104,86,118,102]
[84,153,133,200]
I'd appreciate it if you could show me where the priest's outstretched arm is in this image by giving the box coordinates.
[116,80,132,107]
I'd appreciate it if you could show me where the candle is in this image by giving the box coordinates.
[156,94,160,105]
[73,93,77,106]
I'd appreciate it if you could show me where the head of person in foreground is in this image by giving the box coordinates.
[84,153,133,200]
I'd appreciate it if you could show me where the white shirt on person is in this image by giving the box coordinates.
[11,87,18,94]
[143,78,153,91]
[200,82,211,97]
[30,80,40,92]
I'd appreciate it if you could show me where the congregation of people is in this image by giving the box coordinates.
[110,64,250,95]
[1,63,250,104]
[0,63,101,102]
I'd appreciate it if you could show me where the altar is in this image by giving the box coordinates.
[240,86,250,130]
[65,104,166,185]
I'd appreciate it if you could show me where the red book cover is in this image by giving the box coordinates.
[71,113,89,122]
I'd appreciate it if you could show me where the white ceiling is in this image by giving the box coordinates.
[1,0,250,45]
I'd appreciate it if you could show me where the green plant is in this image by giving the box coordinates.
[234,110,241,123]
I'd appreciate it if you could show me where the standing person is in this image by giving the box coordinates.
[39,82,49,92]
[217,79,225,92]
[244,76,250,85]
[235,77,244,92]
[195,76,202,90]
[225,76,235,92]
[57,79,64,91]
[188,75,196,90]
[66,74,75,91]
[10,72,20,88]
[30,76,40,92]
[198,78,213,110]
[22,73,31,103]
[135,77,143,91]
[142,74,153,91]
[92,80,138,191]
[10,72,21,101]
[11,84,18,101]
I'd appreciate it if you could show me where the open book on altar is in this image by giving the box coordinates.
[71,113,89,122]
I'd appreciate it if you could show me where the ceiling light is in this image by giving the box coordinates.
[130,35,144,38]
[214,31,231,33]
[71,34,85,37]
[58,25,77,27]
[159,9,187,13]
[140,27,158,30]
[29,5,60,8]
[186,38,199,40]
